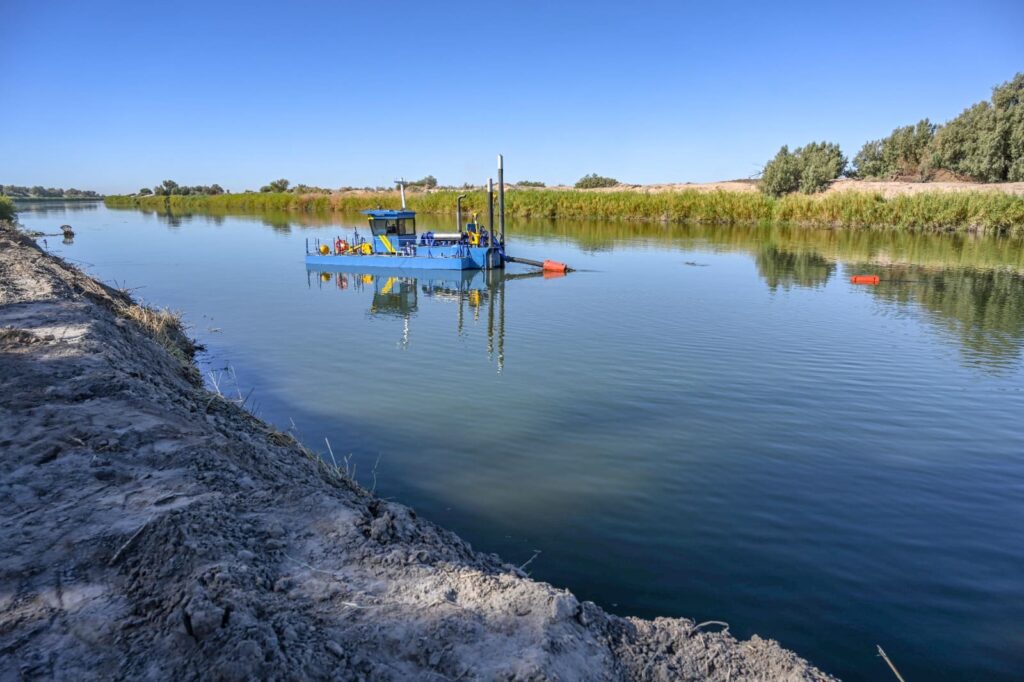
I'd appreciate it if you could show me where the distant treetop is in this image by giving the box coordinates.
[260,179,290,193]
[575,174,618,189]
[0,185,102,198]
[406,175,438,189]
[151,180,225,196]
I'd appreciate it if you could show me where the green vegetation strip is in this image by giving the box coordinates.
[106,189,1024,234]
[0,196,16,222]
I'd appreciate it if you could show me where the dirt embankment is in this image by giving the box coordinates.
[0,222,835,681]
[533,179,1024,196]
[288,178,1024,199]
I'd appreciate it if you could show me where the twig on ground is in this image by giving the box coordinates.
[518,550,541,572]
[108,516,154,566]
[324,437,339,469]
[877,646,906,682]
[693,620,730,635]
[207,370,223,396]
[371,454,381,494]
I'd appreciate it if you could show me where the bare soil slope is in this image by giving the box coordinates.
[534,179,1024,196]
[0,223,835,681]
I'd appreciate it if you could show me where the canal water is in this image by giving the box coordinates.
[17,201,1024,681]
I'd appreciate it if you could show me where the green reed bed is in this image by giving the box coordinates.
[105,188,1024,234]
[0,196,15,222]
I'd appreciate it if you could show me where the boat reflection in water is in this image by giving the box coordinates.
[306,266,558,371]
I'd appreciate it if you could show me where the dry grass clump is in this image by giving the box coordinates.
[116,302,195,365]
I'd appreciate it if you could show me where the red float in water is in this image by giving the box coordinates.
[850,275,880,285]
[543,260,568,273]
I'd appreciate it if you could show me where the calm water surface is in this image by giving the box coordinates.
[18,202,1024,681]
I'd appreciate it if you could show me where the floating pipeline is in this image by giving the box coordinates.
[505,255,574,273]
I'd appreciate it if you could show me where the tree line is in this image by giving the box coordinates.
[142,180,226,196]
[0,185,102,198]
[133,174,559,197]
[761,72,1024,196]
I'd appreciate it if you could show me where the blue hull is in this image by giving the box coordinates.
[305,246,502,271]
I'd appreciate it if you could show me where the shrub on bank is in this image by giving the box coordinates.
[0,196,15,222]
[853,119,937,180]
[761,142,847,196]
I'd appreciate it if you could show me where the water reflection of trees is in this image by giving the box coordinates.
[121,202,1024,369]
[14,200,101,216]
[862,265,1024,370]
[755,245,836,290]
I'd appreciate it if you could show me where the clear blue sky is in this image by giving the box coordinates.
[2,0,1022,193]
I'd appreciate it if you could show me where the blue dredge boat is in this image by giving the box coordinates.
[304,155,570,274]
[304,208,504,270]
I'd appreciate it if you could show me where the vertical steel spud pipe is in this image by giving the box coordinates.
[497,154,505,246]
[487,177,494,246]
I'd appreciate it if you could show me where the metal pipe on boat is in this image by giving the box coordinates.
[498,154,505,246]
[487,178,494,247]
[396,178,407,209]
[456,194,467,234]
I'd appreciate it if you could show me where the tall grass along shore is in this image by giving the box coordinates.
[0,196,16,222]
[105,187,1024,234]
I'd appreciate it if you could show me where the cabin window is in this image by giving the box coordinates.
[369,218,401,235]
[397,218,416,235]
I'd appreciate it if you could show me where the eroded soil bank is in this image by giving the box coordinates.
[0,223,835,680]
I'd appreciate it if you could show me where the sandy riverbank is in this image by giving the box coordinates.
[0,222,834,680]
[532,178,1024,196]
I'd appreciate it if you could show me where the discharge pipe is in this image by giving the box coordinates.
[505,256,573,273]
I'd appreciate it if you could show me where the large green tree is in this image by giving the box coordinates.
[931,73,1024,182]
[760,142,846,196]
[853,119,937,180]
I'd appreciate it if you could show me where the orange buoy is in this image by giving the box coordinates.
[850,275,880,285]
[543,260,567,273]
